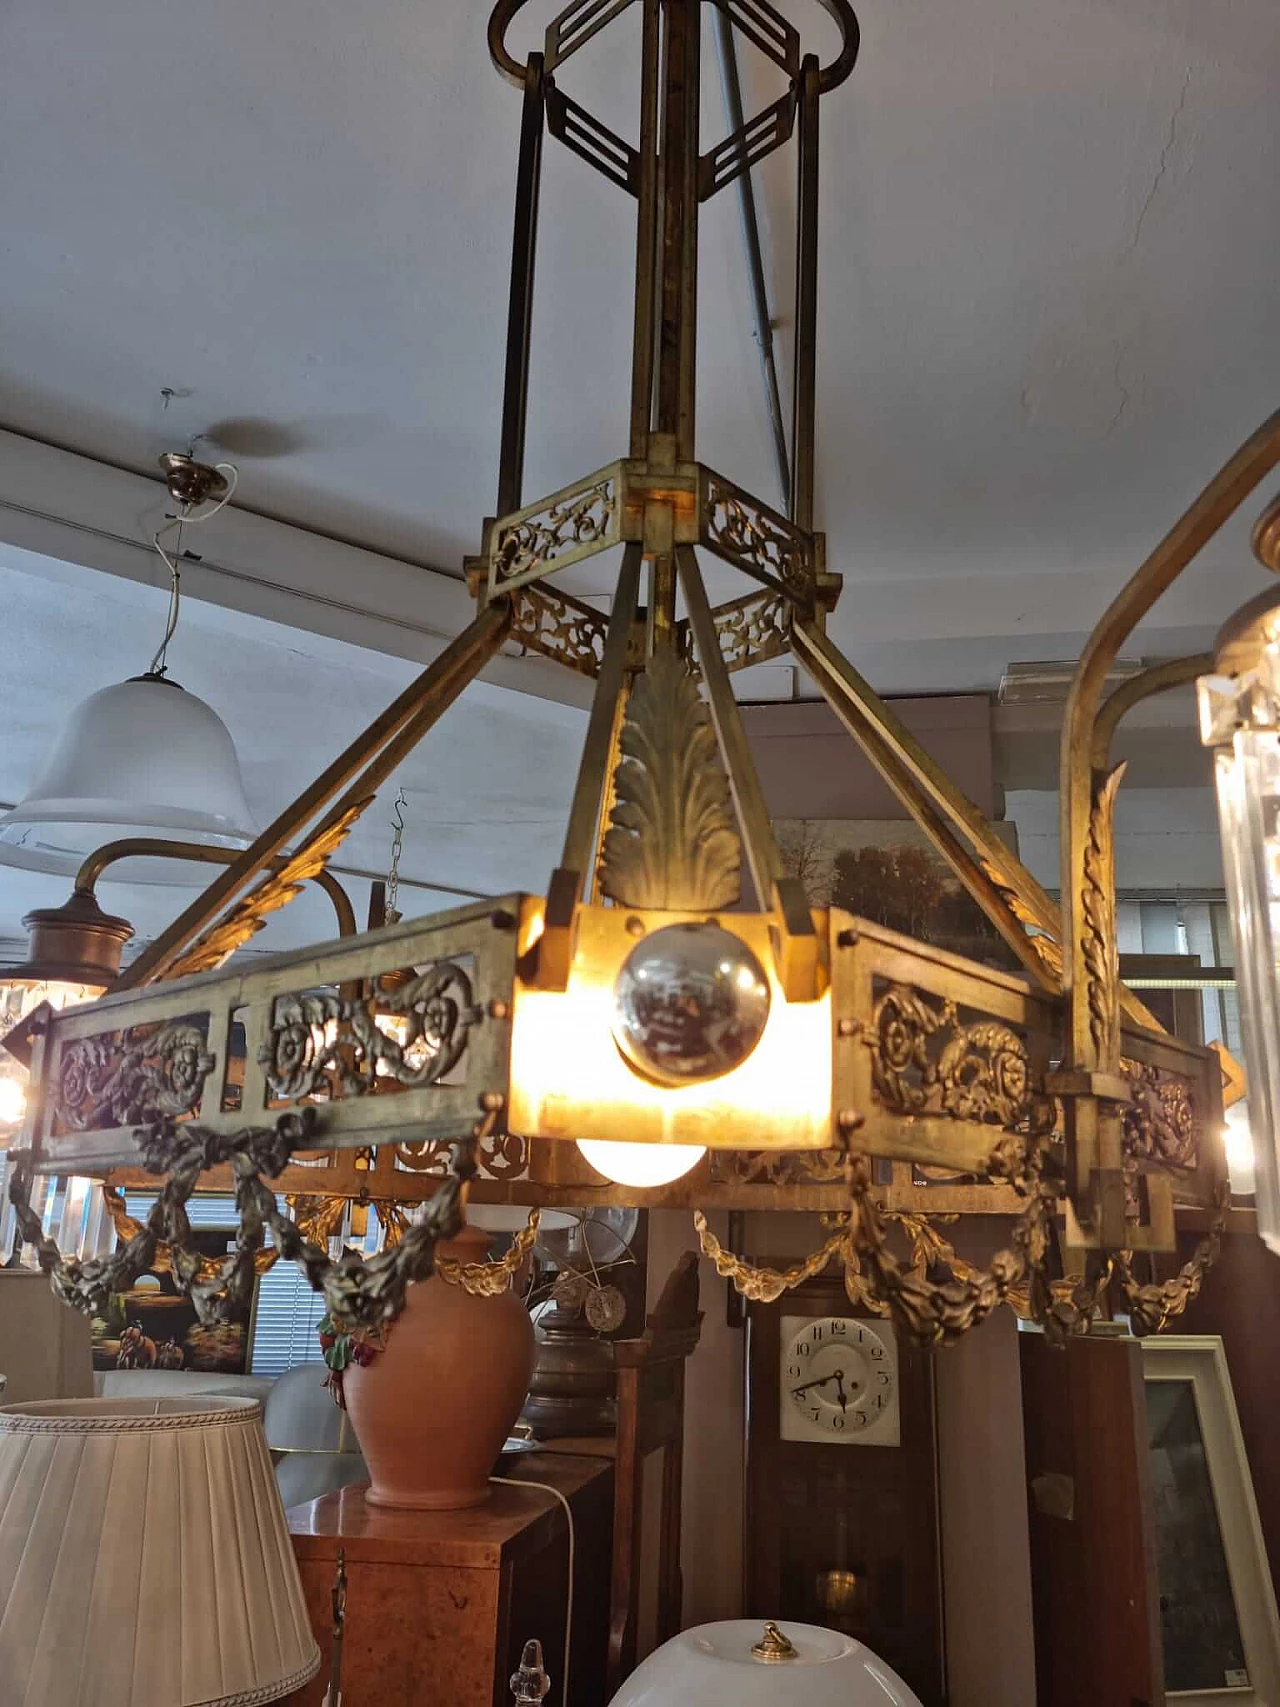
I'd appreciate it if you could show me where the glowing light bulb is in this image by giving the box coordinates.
[1224,1101,1256,1197]
[576,1139,706,1188]
[0,1076,26,1127]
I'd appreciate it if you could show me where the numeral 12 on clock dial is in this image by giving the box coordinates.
[778,1314,901,1447]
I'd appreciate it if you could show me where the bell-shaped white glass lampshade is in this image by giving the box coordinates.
[1199,585,1280,1254]
[607,1621,923,1706]
[0,675,255,884]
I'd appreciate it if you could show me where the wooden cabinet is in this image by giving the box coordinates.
[1021,1331,1165,1707]
[283,1455,613,1707]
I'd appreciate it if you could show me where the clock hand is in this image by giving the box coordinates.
[790,1372,840,1398]
[833,1369,848,1412]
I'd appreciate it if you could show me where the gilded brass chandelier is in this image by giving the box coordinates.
[7,0,1280,1347]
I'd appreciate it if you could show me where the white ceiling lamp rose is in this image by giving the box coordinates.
[0,453,256,885]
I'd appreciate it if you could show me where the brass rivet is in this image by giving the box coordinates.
[837,929,859,949]
[837,1018,858,1037]
[478,1091,505,1112]
[625,916,646,938]
[837,1108,864,1131]
[488,999,510,1020]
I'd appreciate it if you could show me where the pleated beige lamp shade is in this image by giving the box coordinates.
[0,1397,321,1707]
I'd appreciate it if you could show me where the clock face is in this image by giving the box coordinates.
[778,1314,900,1446]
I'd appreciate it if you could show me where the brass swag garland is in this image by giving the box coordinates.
[695,1148,1225,1346]
[5,1105,511,1329]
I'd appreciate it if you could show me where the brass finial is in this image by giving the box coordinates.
[1253,494,1280,575]
[751,1622,798,1663]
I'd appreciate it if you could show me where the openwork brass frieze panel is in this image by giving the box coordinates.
[867,984,1054,1136]
[700,469,813,600]
[488,468,620,595]
[1121,1056,1199,1174]
[261,962,482,1103]
[394,1128,530,1183]
[53,1020,215,1135]
[21,899,521,1173]
[510,584,609,677]
[678,587,790,677]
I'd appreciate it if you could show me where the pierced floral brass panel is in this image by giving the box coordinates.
[700,468,814,600]
[1121,1056,1198,1174]
[23,898,522,1174]
[831,912,1059,1176]
[261,961,482,1103]
[510,584,609,677]
[487,467,620,595]
[52,1019,215,1135]
[867,985,1054,1136]
[677,587,790,676]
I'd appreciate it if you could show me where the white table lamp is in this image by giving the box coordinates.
[0,1396,320,1706]
[607,1619,924,1706]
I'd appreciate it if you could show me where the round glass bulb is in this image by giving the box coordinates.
[612,921,770,1086]
[576,1139,706,1188]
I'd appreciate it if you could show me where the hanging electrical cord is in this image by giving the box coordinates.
[148,461,238,677]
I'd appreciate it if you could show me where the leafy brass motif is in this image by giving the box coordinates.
[1082,764,1126,1062]
[493,478,616,589]
[509,584,608,677]
[1120,1058,1199,1173]
[168,803,371,980]
[689,589,791,675]
[867,985,1053,1133]
[704,478,809,596]
[260,962,482,1103]
[55,1022,215,1132]
[977,856,1064,981]
[600,647,741,910]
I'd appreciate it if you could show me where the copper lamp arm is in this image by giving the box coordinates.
[71,837,358,940]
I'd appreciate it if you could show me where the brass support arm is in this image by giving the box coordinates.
[1060,408,1280,1243]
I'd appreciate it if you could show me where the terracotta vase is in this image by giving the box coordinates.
[342,1225,535,1510]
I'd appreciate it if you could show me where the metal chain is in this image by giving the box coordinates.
[385,789,407,924]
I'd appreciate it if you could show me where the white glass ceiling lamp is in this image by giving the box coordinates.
[607,1621,923,1707]
[0,674,256,882]
[0,452,254,884]
[1199,572,1280,1253]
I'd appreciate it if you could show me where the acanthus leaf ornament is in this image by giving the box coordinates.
[1081,763,1127,1064]
[600,647,741,911]
[168,802,372,979]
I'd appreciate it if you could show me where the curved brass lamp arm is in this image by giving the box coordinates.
[1090,653,1215,771]
[1058,409,1280,1243]
[73,838,358,940]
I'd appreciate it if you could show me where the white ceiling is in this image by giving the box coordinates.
[1,0,1276,695]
